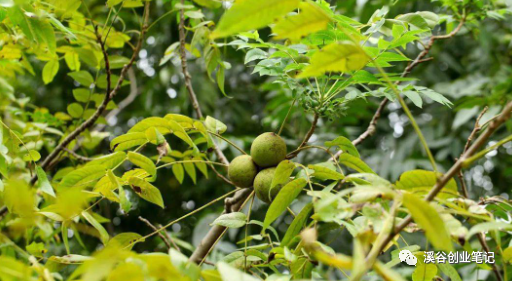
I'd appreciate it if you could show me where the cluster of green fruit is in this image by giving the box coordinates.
[227,132,287,203]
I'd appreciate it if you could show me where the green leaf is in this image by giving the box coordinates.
[72,88,91,103]
[106,170,131,213]
[437,263,462,281]
[217,262,259,281]
[26,242,47,258]
[106,0,123,7]
[87,152,127,169]
[22,150,41,162]
[270,160,295,191]
[402,193,453,252]
[211,0,300,39]
[68,71,94,87]
[403,90,423,108]
[244,49,267,64]
[216,66,227,97]
[373,261,407,281]
[128,177,164,208]
[191,0,221,8]
[111,132,148,151]
[145,127,165,145]
[36,166,55,197]
[60,165,106,188]
[65,51,80,71]
[67,103,83,118]
[273,1,331,43]
[81,211,109,245]
[43,60,59,84]
[466,222,512,240]
[183,162,197,185]
[281,203,313,247]
[338,153,375,174]
[309,164,344,180]
[47,13,76,40]
[263,178,307,231]
[325,136,360,157]
[127,152,157,180]
[108,232,143,250]
[204,116,227,134]
[395,170,458,199]
[298,42,368,78]
[172,163,185,184]
[412,262,437,281]
[212,212,247,228]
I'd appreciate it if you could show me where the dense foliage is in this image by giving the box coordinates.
[1,0,512,280]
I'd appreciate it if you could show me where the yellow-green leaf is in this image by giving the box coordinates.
[128,177,164,208]
[412,262,437,281]
[36,166,56,197]
[211,0,300,39]
[60,165,106,188]
[81,211,110,245]
[65,51,80,71]
[402,193,453,252]
[309,164,344,180]
[172,163,185,184]
[263,178,307,231]
[273,1,331,42]
[127,152,157,180]
[325,136,360,158]
[338,153,375,174]
[111,132,148,151]
[43,59,59,84]
[270,160,295,190]
[298,41,368,78]
[87,152,127,170]
[395,169,458,199]
[281,203,313,247]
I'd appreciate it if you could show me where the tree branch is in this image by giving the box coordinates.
[95,68,140,132]
[177,0,229,166]
[189,188,253,264]
[367,100,512,267]
[333,16,467,159]
[63,148,92,162]
[139,216,180,251]
[31,2,151,184]
[287,113,319,159]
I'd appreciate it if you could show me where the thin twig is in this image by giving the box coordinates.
[0,206,7,220]
[457,107,488,197]
[333,16,467,159]
[31,2,151,184]
[197,191,255,266]
[95,68,140,132]
[367,100,512,272]
[189,188,253,264]
[63,148,92,162]
[288,113,319,158]
[139,216,180,251]
[177,0,229,166]
[455,107,503,281]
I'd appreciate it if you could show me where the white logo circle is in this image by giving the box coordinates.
[399,249,417,266]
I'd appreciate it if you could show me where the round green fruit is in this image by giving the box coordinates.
[250,132,287,168]
[254,167,283,203]
[228,155,258,188]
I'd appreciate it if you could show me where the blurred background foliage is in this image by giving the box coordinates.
[2,0,512,278]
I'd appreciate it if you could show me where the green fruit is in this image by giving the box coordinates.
[254,167,282,203]
[250,132,287,168]
[228,155,258,187]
